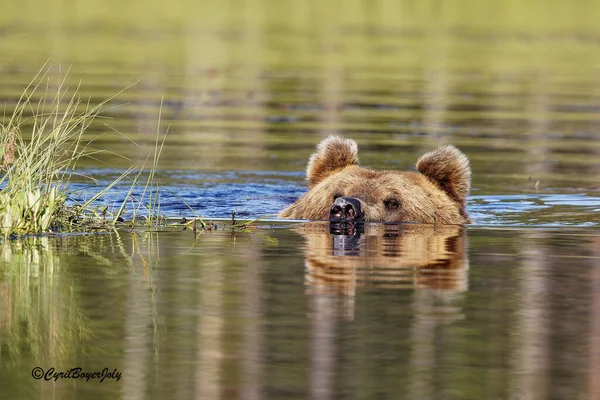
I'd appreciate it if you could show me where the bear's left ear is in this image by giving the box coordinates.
[306,135,359,188]
[416,145,471,204]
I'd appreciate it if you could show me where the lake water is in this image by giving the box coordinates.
[2,1,600,399]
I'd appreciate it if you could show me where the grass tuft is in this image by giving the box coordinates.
[0,66,110,238]
[0,67,207,239]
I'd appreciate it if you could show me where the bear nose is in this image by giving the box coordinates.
[329,197,364,221]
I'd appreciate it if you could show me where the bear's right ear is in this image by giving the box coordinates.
[306,136,359,188]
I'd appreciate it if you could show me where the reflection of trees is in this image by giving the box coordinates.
[0,237,87,363]
[122,232,158,400]
[512,232,550,400]
[194,242,224,400]
[0,229,270,399]
[2,226,600,399]
[296,226,600,399]
[239,235,265,400]
[0,232,163,398]
[0,237,89,398]
[119,229,270,400]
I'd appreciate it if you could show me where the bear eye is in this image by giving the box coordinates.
[384,198,400,210]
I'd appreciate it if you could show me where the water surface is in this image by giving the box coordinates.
[1,1,600,399]
[1,225,599,399]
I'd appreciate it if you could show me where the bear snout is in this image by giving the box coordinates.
[329,197,364,222]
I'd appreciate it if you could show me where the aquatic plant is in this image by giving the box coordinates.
[0,67,206,238]
[0,66,113,238]
[0,187,65,237]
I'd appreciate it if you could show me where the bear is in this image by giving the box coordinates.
[279,136,471,224]
[297,222,469,320]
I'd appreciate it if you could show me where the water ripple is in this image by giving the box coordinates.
[68,169,600,227]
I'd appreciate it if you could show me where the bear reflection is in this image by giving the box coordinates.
[297,222,469,320]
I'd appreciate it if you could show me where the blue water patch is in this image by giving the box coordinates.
[67,169,306,220]
[469,194,600,226]
[67,169,600,227]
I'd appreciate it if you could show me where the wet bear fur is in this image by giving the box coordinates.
[279,136,471,224]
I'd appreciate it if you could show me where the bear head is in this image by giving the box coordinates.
[279,136,471,224]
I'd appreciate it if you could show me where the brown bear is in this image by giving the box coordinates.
[279,136,471,224]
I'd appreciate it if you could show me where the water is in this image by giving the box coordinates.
[2,1,600,399]
[1,227,598,399]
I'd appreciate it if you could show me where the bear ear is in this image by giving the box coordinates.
[416,145,471,204]
[306,135,359,188]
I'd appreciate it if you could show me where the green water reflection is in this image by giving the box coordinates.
[2,1,600,195]
[0,226,599,399]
